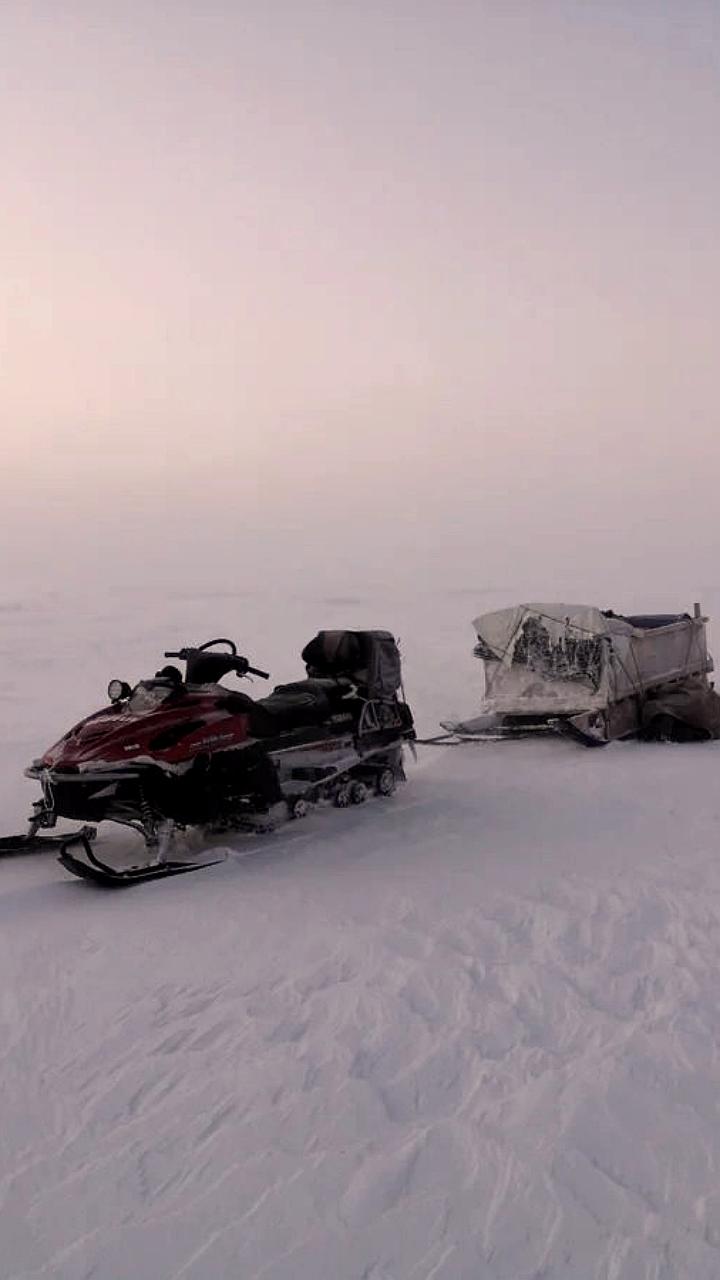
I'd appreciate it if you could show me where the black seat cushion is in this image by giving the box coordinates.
[254,678,351,733]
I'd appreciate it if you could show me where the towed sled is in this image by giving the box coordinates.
[8,631,415,884]
[442,602,719,747]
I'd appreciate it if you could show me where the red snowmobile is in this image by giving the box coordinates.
[3,632,415,885]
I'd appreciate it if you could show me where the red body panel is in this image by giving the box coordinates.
[41,691,253,769]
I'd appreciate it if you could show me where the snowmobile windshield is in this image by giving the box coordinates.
[127,682,176,714]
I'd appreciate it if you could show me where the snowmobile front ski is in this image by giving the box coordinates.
[0,824,97,858]
[57,830,226,886]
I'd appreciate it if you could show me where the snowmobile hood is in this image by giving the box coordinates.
[39,688,253,769]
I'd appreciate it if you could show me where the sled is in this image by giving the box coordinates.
[445,603,717,746]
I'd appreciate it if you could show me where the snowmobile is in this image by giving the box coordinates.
[5,632,415,885]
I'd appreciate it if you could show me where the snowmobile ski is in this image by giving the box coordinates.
[0,825,97,858]
[57,831,226,886]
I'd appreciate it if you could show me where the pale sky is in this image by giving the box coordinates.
[2,1,719,598]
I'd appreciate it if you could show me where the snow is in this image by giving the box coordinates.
[3,588,720,1279]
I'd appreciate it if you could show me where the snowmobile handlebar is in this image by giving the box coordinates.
[163,646,269,681]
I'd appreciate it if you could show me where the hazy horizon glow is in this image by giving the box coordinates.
[2,1,719,598]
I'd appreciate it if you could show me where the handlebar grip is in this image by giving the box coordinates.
[247,665,270,680]
[164,651,181,659]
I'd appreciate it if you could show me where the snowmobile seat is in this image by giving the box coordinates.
[255,678,352,732]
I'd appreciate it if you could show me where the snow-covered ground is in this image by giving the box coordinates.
[3,588,720,1279]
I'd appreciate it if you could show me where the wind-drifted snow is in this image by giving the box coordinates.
[2,589,720,1279]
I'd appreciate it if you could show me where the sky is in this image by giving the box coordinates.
[2,0,719,601]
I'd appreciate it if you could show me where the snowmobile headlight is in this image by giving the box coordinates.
[108,679,131,703]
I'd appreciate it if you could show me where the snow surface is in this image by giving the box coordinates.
[3,588,720,1279]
